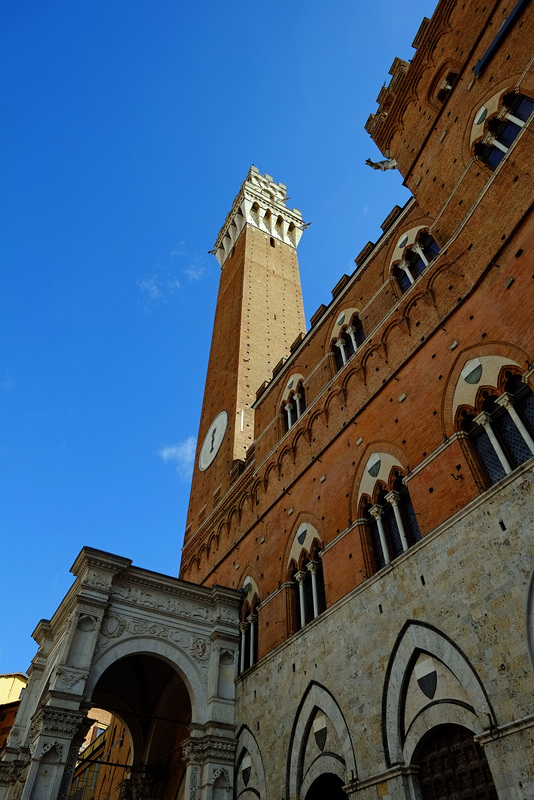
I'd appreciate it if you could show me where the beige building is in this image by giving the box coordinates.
[0,677,27,708]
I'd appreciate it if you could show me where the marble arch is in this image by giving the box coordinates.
[286,682,357,800]
[1,547,241,800]
[382,620,496,767]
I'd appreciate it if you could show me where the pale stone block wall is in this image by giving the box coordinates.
[235,464,534,799]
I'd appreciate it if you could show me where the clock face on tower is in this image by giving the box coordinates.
[198,411,228,471]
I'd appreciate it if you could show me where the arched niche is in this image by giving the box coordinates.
[286,682,356,800]
[383,621,496,767]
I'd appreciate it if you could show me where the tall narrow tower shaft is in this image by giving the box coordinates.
[185,167,306,542]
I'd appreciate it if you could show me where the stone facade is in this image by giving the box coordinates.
[234,467,534,798]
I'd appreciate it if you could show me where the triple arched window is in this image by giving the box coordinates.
[392,231,440,294]
[289,542,326,632]
[360,470,421,571]
[282,381,306,431]
[457,369,534,487]
[474,92,534,170]
[332,315,365,371]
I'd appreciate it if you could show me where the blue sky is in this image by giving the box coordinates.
[1,0,436,673]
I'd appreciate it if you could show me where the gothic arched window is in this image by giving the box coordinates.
[458,370,534,488]
[474,92,534,170]
[290,543,326,632]
[332,314,366,371]
[282,380,306,432]
[360,468,421,572]
[392,231,440,295]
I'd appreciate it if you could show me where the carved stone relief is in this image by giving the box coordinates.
[110,585,213,621]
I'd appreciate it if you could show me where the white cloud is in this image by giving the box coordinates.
[158,437,197,480]
[136,273,181,312]
[170,242,186,258]
[183,265,205,281]
[137,240,206,312]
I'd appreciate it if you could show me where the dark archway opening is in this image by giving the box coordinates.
[413,724,498,800]
[305,772,348,800]
[71,653,192,800]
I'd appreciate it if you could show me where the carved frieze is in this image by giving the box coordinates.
[0,760,27,788]
[53,665,89,692]
[29,708,86,743]
[182,735,236,767]
[94,613,212,681]
[110,585,213,622]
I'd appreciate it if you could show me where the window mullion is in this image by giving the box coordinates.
[496,392,534,455]
[474,411,512,474]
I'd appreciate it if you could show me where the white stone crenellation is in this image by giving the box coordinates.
[212,165,306,267]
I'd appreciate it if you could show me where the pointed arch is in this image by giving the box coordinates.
[263,462,277,493]
[441,342,529,436]
[382,620,496,767]
[292,425,311,454]
[306,407,324,438]
[238,492,251,520]
[251,478,263,507]
[235,725,266,800]
[324,386,345,415]
[286,681,357,800]
[278,445,295,475]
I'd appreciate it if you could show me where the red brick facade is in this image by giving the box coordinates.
[181,0,534,662]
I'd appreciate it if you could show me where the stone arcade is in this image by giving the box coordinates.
[0,550,240,800]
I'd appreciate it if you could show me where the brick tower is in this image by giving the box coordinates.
[184,166,306,545]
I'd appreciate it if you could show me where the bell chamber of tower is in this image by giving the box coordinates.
[184,166,307,544]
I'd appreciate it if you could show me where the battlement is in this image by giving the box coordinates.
[212,166,305,267]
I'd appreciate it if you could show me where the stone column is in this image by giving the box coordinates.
[346,325,358,353]
[335,339,347,365]
[294,392,303,418]
[307,560,320,619]
[182,731,236,800]
[412,241,429,267]
[385,491,409,552]
[474,411,512,474]
[370,505,391,565]
[496,392,534,455]
[19,707,90,800]
[400,260,415,285]
[239,622,248,674]
[284,402,294,430]
[295,571,307,628]
[247,614,257,667]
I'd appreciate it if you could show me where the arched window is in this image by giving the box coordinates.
[392,231,440,295]
[474,92,534,170]
[332,314,366,371]
[361,469,421,571]
[239,594,259,674]
[290,543,326,632]
[282,380,306,431]
[458,370,534,487]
